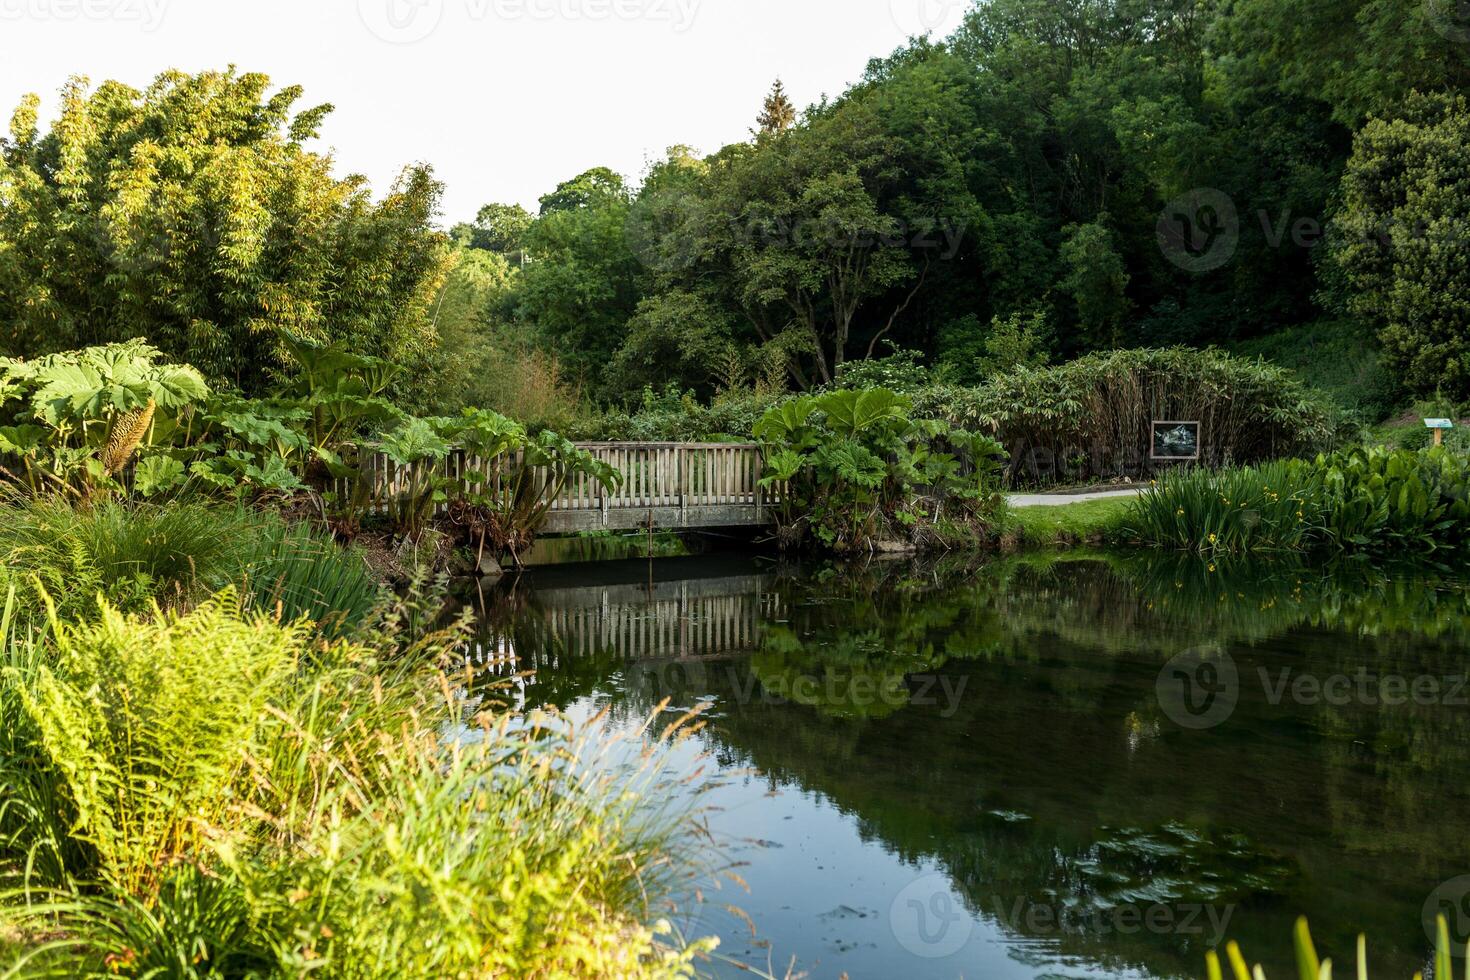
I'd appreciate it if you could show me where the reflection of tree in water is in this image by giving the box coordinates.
[473,554,1470,978]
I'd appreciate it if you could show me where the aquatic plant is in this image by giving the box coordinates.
[1128,447,1470,557]
[1207,917,1462,980]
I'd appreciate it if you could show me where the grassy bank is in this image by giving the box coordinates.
[1002,497,1135,549]
[0,496,714,978]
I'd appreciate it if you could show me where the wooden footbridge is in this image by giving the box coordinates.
[368,442,775,535]
[541,443,772,534]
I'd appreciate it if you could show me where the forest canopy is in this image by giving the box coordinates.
[4,0,1469,413]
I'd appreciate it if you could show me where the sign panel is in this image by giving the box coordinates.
[1151,421,1201,461]
[1425,419,1454,429]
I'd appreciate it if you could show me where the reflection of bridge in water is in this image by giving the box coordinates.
[469,567,782,678]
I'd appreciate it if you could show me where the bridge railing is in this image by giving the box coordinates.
[361,441,774,532]
[550,443,764,511]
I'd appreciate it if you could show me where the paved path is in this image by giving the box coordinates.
[1006,488,1145,508]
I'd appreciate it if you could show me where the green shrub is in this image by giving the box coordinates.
[1228,319,1403,424]
[755,388,1007,553]
[1,593,300,896]
[571,383,785,442]
[915,347,1343,487]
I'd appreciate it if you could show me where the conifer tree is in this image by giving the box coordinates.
[755,79,797,136]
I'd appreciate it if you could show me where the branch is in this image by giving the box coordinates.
[865,258,930,361]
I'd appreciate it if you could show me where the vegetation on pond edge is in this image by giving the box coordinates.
[0,504,721,978]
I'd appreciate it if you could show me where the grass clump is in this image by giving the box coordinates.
[0,495,384,638]
[234,520,385,639]
[0,496,261,619]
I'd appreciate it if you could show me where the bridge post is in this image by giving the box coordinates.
[677,445,688,528]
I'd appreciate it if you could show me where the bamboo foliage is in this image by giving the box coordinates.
[914,348,1343,486]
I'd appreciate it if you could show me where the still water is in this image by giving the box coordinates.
[469,552,1470,979]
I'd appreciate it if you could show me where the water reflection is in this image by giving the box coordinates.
[469,553,1470,979]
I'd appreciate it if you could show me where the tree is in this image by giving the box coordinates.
[1209,0,1470,128]
[1059,221,1131,350]
[452,202,534,260]
[702,103,920,385]
[1332,93,1470,397]
[516,179,641,394]
[537,167,627,215]
[608,289,739,396]
[0,69,452,394]
[976,310,1052,377]
[755,79,798,136]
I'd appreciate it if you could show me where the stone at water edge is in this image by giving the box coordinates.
[478,555,505,580]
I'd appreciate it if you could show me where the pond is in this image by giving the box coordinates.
[467,551,1470,979]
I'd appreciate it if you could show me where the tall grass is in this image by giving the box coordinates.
[0,586,717,978]
[0,496,262,619]
[1125,462,1324,555]
[234,521,385,639]
[0,496,386,636]
[1128,447,1470,557]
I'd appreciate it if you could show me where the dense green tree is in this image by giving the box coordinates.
[0,69,452,394]
[516,175,641,393]
[1209,0,1470,128]
[1332,93,1470,398]
[452,202,533,261]
[1060,221,1132,349]
[536,167,627,215]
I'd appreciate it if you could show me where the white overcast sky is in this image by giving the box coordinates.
[0,0,971,224]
